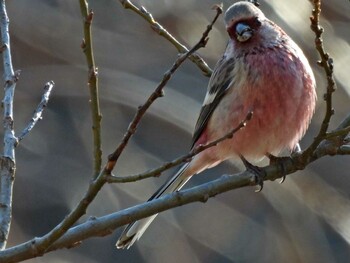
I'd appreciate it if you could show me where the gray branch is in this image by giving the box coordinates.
[0,0,17,250]
[0,0,17,160]
[17,81,55,142]
[0,170,255,262]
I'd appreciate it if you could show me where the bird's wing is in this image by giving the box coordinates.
[191,54,236,148]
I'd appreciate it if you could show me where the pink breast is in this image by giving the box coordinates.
[197,47,316,163]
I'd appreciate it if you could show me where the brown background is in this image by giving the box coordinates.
[2,0,350,262]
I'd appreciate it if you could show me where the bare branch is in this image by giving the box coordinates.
[118,0,213,76]
[79,0,103,178]
[17,81,54,142]
[0,0,17,250]
[338,145,350,155]
[0,1,18,161]
[106,6,222,173]
[324,126,350,140]
[107,111,252,183]
[0,158,15,251]
[0,169,254,262]
[312,113,350,160]
[302,0,337,160]
[336,113,350,130]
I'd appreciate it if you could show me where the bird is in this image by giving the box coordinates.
[116,1,317,249]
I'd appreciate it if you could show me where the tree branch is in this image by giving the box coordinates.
[106,4,222,173]
[302,0,337,161]
[79,0,103,178]
[312,112,350,160]
[0,0,17,161]
[106,111,252,183]
[0,0,17,250]
[0,158,15,251]
[118,0,213,76]
[17,81,54,142]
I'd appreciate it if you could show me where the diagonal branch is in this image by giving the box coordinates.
[312,113,350,160]
[0,170,254,263]
[106,111,252,183]
[118,0,213,76]
[17,81,55,142]
[106,4,222,173]
[79,0,103,178]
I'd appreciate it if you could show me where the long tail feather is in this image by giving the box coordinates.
[116,163,192,249]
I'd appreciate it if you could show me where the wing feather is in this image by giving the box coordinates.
[191,55,236,148]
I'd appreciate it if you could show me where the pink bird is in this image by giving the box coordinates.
[116,1,316,249]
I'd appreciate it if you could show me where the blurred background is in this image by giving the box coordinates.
[2,0,349,262]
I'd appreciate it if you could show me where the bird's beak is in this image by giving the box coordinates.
[236,23,253,42]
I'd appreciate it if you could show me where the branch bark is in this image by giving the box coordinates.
[79,0,103,178]
[106,4,222,172]
[118,0,213,76]
[0,0,17,250]
[303,0,337,160]
[0,158,15,251]
[17,81,54,142]
[106,111,252,183]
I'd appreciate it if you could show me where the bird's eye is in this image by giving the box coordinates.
[235,22,253,42]
[254,17,262,27]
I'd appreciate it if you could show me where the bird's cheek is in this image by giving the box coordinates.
[226,26,237,40]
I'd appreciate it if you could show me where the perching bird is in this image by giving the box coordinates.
[116,1,316,249]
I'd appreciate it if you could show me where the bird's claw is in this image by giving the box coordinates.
[254,174,264,192]
[240,155,265,192]
[266,153,289,183]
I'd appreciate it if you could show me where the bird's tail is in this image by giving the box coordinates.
[116,163,192,249]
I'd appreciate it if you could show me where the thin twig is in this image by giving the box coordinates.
[79,0,102,178]
[17,81,54,142]
[0,0,17,250]
[338,145,350,155]
[118,0,213,77]
[302,0,337,161]
[324,126,350,140]
[311,113,350,160]
[107,111,252,183]
[335,113,350,130]
[106,5,222,173]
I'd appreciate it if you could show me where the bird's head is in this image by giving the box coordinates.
[225,2,268,44]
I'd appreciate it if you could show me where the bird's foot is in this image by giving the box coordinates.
[266,154,291,183]
[240,155,265,192]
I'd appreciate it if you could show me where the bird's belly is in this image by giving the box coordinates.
[206,77,313,162]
